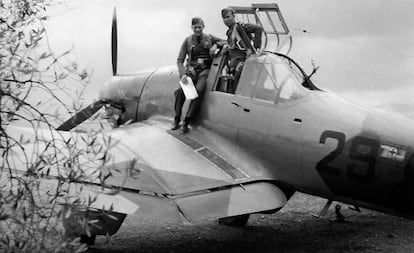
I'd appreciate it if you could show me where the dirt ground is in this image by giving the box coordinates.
[88,193,414,253]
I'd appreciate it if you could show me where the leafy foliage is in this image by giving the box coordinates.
[0,1,121,252]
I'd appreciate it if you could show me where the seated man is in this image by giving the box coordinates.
[172,17,224,133]
[221,7,263,93]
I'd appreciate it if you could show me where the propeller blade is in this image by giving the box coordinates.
[57,101,105,131]
[111,7,118,76]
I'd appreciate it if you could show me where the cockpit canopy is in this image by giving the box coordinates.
[236,53,308,103]
[230,3,292,54]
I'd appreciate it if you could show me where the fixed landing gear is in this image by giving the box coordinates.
[218,214,250,226]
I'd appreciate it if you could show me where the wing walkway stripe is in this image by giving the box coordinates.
[167,130,247,180]
[167,130,203,150]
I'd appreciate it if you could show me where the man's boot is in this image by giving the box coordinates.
[171,116,180,130]
[181,117,190,134]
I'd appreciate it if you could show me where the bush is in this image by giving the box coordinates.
[0,1,114,252]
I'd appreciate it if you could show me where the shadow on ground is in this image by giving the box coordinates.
[88,193,414,253]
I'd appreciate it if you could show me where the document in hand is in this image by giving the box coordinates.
[179,76,198,100]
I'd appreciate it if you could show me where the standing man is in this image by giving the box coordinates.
[172,17,224,133]
[221,8,263,93]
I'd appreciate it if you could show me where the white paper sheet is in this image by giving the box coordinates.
[179,76,198,100]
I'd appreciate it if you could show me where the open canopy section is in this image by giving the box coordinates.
[230,3,292,54]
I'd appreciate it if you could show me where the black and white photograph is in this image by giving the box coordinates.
[1,0,414,252]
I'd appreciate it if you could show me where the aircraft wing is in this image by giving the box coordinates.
[104,120,287,222]
[2,125,140,215]
[4,121,287,223]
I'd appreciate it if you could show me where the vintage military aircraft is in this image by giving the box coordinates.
[5,3,414,245]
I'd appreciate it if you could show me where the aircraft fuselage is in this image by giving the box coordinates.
[100,51,414,219]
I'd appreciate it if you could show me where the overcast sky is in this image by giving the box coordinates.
[45,0,414,107]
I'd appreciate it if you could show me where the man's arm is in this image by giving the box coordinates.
[177,39,188,77]
[210,34,226,47]
[243,23,264,50]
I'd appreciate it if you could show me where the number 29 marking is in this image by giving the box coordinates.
[316,130,379,184]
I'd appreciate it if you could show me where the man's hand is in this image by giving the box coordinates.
[209,44,221,57]
[221,44,229,53]
[180,74,188,85]
[246,48,253,58]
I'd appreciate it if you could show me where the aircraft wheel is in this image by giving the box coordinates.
[218,214,250,226]
[80,235,96,245]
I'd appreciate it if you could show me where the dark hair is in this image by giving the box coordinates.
[191,17,204,26]
[221,8,235,18]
